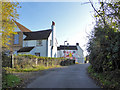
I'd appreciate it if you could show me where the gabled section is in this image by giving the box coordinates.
[23,29,52,40]
[17,47,34,53]
[13,19,32,32]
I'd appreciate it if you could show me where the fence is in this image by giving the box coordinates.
[12,54,75,68]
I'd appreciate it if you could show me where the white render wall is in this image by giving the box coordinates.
[57,50,77,58]
[76,46,84,63]
[21,40,47,57]
[23,40,36,47]
[47,31,57,58]
[57,46,84,63]
[18,52,30,55]
[47,33,52,57]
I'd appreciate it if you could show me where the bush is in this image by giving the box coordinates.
[88,65,120,89]
[87,26,120,72]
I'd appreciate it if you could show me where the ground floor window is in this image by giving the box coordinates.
[35,53,40,56]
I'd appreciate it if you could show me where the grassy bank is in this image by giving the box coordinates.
[2,74,21,88]
[4,65,61,72]
[87,65,120,89]
[3,65,61,88]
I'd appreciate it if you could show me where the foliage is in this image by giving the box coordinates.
[4,65,61,72]
[2,74,21,88]
[1,1,21,49]
[16,54,65,60]
[2,51,12,67]
[92,0,120,29]
[88,65,120,89]
[4,54,75,72]
[60,59,75,66]
[87,0,120,72]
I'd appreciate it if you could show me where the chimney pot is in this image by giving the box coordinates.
[76,43,79,46]
[52,21,55,26]
[67,43,69,46]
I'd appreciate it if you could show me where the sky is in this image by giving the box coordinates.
[15,1,99,57]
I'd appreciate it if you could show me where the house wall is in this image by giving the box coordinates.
[47,33,52,57]
[11,31,23,54]
[23,40,36,47]
[57,50,77,59]
[18,52,30,55]
[47,31,57,58]
[51,24,57,58]
[53,41,57,58]
[22,40,47,57]
[57,46,84,63]
[76,46,84,63]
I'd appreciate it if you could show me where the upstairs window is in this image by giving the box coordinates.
[36,40,42,46]
[14,34,19,45]
[24,41,28,47]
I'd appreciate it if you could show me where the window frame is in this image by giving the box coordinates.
[50,40,52,46]
[36,40,42,46]
[35,53,40,56]
[13,34,19,45]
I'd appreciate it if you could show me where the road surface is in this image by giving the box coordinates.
[27,63,101,88]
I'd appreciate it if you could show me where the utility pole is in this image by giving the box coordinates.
[64,41,67,58]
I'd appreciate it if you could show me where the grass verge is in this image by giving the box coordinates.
[4,65,61,72]
[2,74,21,88]
[87,65,120,89]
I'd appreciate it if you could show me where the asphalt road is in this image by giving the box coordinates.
[27,63,101,88]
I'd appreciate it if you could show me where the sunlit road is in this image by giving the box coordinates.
[27,63,101,88]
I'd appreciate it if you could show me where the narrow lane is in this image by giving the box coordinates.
[27,63,101,88]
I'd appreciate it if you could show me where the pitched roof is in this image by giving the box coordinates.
[17,47,34,52]
[57,45,78,50]
[13,19,32,32]
[23,29,52,40]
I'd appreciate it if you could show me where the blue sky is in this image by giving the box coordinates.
[16,1,97,56]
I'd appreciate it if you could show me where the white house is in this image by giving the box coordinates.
[13,20,58,58]
[57,43,84,63]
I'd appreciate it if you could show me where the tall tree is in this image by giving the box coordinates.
[87,0,120,72]
[1,1,21,50]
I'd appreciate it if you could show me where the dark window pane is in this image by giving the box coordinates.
[73,51,75,53]
[63,51,66,53]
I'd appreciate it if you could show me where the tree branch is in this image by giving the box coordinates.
[89,0,107,25]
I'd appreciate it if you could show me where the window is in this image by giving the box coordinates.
[24,41,28,47]
[14,34,19,44]
[35,53,40,56]
[50,40,52,46]
[73,51,76,53]
[36,40,42,46]
[63,51,66,53]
